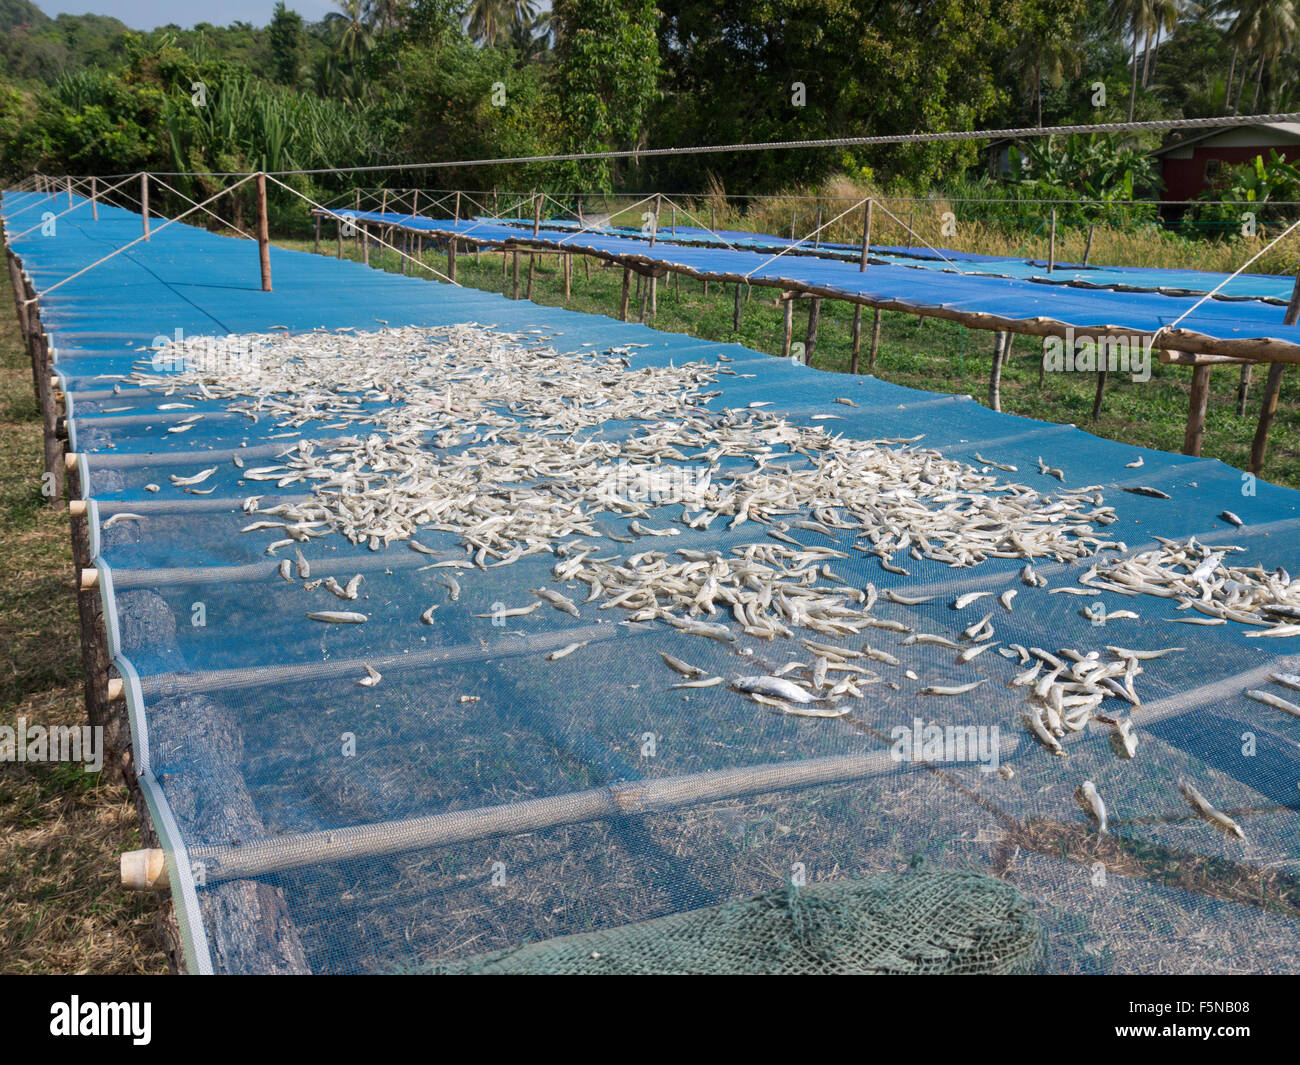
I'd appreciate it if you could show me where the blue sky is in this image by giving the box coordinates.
[41,1,341,28]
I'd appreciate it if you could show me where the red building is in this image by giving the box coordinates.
[1152,121,1300,202]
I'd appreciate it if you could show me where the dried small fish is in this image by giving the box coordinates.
[1037,457,1064,481]
[294,549,310,579]
[1124,457,1144,469]
[886,590,936,606]
[1075,781,1108,833]
[1270,672,1300,692]
[356,664,382,687]
[277,559,293,581]
[473,602,542,618]
[659,652,708,677]
[952,592,992,610]
[956,641,996,664]
[1124,486,1171,499]
[1246,689,1300,718]
[169,467,217,486]
[998,589,1017,612]
[306,611,367,623]
[920,679,987,696]
[1178,779,1246,841]
[1220,510,1244,528]
[420,604,439,624]
[734,675,820,704]
[547,641,588,660]
[534,587,580,617]
[671,675,725,689]
[102,512,145,529]
[834,397,858,407]
[1111,717,1139,759]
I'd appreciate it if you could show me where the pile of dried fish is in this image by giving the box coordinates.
[1084,536,1300,635]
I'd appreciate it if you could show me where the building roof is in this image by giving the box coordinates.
[1151,121,1300,158]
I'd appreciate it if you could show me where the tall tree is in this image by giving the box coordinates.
[552,0,659,190]
[268,2,305,86]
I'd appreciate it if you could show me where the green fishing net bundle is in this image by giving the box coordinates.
[428,867,1041,975]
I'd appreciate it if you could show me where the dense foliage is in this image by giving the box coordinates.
[1,0,1298,214]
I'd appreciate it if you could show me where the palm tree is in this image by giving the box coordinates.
[466,0,538,47]
[1011,29,1082,128]
[1144,0,1199,87]
[365,0,409,33]
[325,0,375,66]
[1231,0,1300,112]
[1110,0,1156,121]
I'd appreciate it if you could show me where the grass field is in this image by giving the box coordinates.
[0,281,168,974]
[290,236,1300,490]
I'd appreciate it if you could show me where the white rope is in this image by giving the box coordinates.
[741,198,870,279]
[267,174,458,286]
[52,112,1300,180]
[1157,217,1300,337]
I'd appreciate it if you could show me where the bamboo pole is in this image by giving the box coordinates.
[1093,360,1109,422]
[859,199,872,270]
[619,266,631,321]
[1237,363,1253,415]
[782,295,793,358]
[649,193,661,248]
[122,744,994,888]
[1082,223,1095,266]
[140,173,149,242]
[1183,362,1213,456]
[850,307,863,373]
[313,213,320,255]
[804,298,821,364]
[1249,274,1300,472]
[868,308,882,371]
[90,176,98,221]
[1047,208,1056,273]
[255,173,272,291]
[989,331,1007,411]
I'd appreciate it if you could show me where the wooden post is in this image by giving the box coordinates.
[859,199,872,271]
[1093,358,1109,422]
[905,211,914,248]
[563,253,571,302]
[412,189,420,217]
[649,194,661,248]
[733,283,743,333]
[1047,208,1057,273]
[336,217,343,258]
[362,224,370,265]
[1183,362,1213,456]
[989,331,1008,412]
[380,188,388,214]
[256,173,271,292]
[90,176,98,221]
[454,191,461,222]
[650,276,657,319]
[313,213,321,254]
[804,298,821,365]
[868,309,882,371]
[1082,223,1095,266]
[639,273,650,322]
[710,204,716,232]
[448,238,457,282]
[1039,338,1049,388]
[782,296,794,359]
[851,307,863,373]
[813,206,822,248]
[619,266,631,321]
[65,176,72,208]
[1249,276,1300,472]
[511,249,520,298]
[141,173,150,241]
[1236,363,1253,416]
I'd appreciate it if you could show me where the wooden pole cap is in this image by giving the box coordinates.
[107,677,124,702]
[64,452,79,471]
[79,567,99,590]
[121,849,169,891]
[69,499,87,517]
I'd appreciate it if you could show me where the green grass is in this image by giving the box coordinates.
[0,279,169,975]
[285,236,1300,490]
